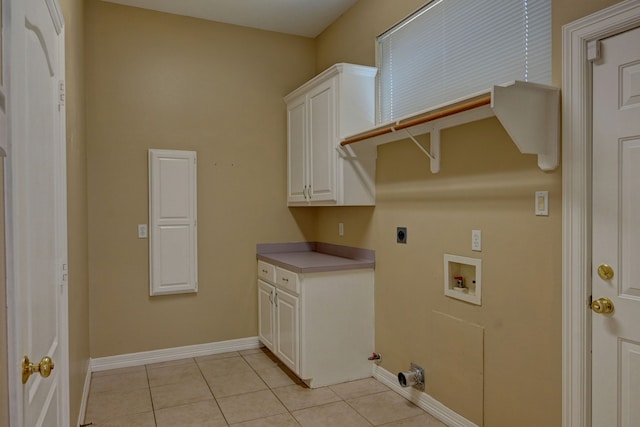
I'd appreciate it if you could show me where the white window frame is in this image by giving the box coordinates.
[376,0,552,124]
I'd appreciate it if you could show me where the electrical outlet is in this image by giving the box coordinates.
[138,224,148,239]
[472,229,482,251]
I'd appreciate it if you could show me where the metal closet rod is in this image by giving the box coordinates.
[340,95,492,146]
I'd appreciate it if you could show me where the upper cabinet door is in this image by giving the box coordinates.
[287,97,307,204]
[307,79,337,203]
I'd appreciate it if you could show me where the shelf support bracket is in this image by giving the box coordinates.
[430,128,440,174]
[404,127,440,173]
[491,81,560,171]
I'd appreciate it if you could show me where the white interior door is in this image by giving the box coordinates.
[6,0,68,425]
[591,25,640,427]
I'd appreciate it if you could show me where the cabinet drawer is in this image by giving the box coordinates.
[258,261,276,283]
[276,267,300,294]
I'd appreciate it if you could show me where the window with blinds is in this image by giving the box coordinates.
[376,0,552,123]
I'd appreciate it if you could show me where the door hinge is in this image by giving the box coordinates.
[587,40,601,62]
[60,262,68,293]
[58,80,65,108]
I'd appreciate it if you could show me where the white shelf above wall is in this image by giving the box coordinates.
[339,81,560,173]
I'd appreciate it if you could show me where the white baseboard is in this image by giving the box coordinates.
[372,364,478,427]
[90,336,261,372]
[77,359,92,427]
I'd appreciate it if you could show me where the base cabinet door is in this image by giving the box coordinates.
[274,289,299,373]
[258,280,275,351]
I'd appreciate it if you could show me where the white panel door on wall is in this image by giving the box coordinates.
[149,149,198,296]
[591,25,640,427]
[6,0,69,425]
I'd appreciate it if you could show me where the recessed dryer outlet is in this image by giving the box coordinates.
[397,227,407,244]
[444,254,482,305]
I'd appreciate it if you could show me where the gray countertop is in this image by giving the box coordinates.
[256,242,375,273]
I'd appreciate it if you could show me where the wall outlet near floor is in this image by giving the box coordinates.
[138,224,148,239]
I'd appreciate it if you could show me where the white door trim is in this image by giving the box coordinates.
[562,1,640,426]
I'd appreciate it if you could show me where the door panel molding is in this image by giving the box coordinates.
[45,0,65,35]
[562,1,640,426]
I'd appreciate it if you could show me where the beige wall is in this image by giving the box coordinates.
[59,0,91,423]
[313,0,620,426]
[85,0,316,357]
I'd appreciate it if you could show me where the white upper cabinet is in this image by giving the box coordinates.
[285,63,377,206]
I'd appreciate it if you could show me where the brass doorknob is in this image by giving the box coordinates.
[22,356,55,384]
[597,264,614,280]
[591,297,614,314]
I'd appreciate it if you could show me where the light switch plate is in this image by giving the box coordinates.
[535,191,549,216]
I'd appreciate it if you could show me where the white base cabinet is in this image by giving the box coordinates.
[257,260,374,388]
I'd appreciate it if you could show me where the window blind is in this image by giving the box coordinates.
[377,0,552,123]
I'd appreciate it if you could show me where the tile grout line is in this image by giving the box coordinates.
[341,389,389,427]
[193,355,233,426]
[84,366,157,426]
[241,349,392,426]
[239,350,302,425]
[240,349,389,426]
[144,364,159,427]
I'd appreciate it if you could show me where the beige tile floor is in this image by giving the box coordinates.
[83,348,447,427]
